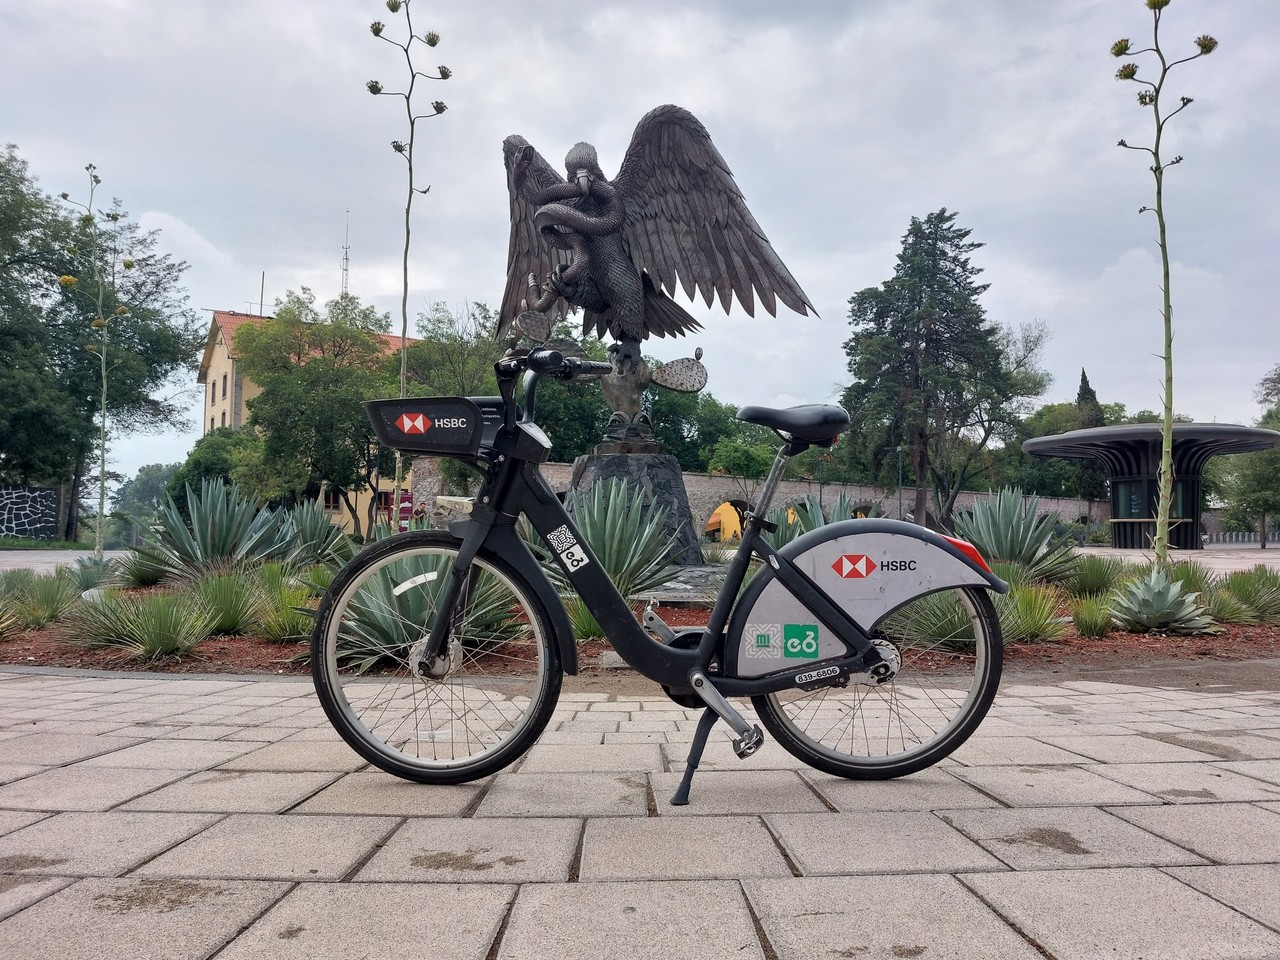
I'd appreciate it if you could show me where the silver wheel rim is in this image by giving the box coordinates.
[322,545,550,772]
[765,588,990,767]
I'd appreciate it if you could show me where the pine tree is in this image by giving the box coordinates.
[1075,368,1110,508]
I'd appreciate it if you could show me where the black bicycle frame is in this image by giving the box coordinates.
[425,391,885,698]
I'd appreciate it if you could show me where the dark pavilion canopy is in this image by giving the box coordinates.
[1023,423,1280,549]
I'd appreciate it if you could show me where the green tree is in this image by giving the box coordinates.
[708,436,775,504]
[843,209,1049,526]
[1220,411,1280,547]
[167,428,264,503]
[1112,0,1218,562]
[233,289,395,537]
[1256,363,1280,410]
[405,301,501,397]
[0,146,202,539]
[1075,368,1110,504]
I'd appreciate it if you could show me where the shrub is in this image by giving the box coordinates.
[62,590,215,659]
[0,569,37,603]
[1068,554,1134,598]
[66,555,115,591]
[996,584,1068,643]
[951,487,1078,583]
[1071,595,1112,638]
[1167,560,1217,598]
[1220,566,1280,624]
[1202,587,1260,626]
[256,584,314,645]
[0,605,21,641]
[194,574,266,635]
[15,574,80,629]
[1109,566,1218,635]
[115,549,170,587]
[990,561,1033,589]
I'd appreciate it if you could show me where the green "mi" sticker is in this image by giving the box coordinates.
[783,624,820,659]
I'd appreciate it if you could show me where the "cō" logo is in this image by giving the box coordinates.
[831,554,877,579]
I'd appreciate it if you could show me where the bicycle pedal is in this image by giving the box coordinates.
[733,725,765,759]
[641,604,676,643]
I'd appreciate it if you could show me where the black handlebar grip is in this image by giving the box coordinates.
[525,349,565,373]
[564,358,614,378]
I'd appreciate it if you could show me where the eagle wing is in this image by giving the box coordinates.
[611,105,815,319]
[499,135,572,339]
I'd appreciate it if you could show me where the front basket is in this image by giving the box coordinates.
[365,397,488,455]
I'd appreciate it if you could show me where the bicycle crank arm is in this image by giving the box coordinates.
[689,670,764,758]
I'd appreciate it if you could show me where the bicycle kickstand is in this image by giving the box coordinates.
[670,707,719,806]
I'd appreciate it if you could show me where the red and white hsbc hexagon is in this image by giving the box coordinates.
[831,554,877,578]
[395,413,432,434]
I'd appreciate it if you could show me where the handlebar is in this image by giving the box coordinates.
[497,348,613,382]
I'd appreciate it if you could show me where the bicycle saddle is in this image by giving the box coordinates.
[735,403,850,442]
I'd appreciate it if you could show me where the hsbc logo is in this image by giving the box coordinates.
[396,413,432,434]
[832,554,877,578]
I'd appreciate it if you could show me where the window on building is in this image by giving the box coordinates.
[222,373,228,401]
[211,382,216,404]
[209,417,215,433]
[322,489,343,510]
[221,411,226,427]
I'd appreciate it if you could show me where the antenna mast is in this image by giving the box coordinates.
[341,209,351,296]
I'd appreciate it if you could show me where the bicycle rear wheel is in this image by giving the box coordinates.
[753,586,1001,779]
[311,531,561,783]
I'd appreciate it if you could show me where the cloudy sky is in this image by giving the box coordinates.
[4,0,1277,480]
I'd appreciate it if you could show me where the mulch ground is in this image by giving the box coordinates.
[3,604,1279,678]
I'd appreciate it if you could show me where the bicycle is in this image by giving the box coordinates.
[309,347,1007,805]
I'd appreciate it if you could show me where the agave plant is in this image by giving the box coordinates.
[280,499,355,568]
[332,552,523,672]
[995,584,1068,643]
[1067,554,1134,598]
[1202,586,1260,626]
[63,590,215,659]
[193,573,267,635]
[951,487,1078,583]
[144,479,291,578]
[557,478,680,598]
[1109,565,1218,635]
[15,573,80,629]
[114,549,170,587]
[66,555,115,591]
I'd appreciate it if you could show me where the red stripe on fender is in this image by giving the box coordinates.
[940,535,991,573]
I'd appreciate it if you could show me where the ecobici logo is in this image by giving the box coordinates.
[783,624,820,659]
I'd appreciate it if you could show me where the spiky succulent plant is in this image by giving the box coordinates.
[1109,566,1218,635]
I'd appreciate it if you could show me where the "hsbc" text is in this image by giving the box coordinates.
[880,559,918,571]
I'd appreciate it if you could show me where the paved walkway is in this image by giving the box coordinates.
[1,665,1279,958]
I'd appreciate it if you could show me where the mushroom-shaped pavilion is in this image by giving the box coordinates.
[1022,423,1280,550]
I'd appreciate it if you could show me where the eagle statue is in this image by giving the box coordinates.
[500,104,814,448]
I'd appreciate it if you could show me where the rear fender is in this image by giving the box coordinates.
[727,518,1006,679]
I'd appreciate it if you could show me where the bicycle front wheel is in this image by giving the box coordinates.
[311,531,561,783]
[753,586,1001,779]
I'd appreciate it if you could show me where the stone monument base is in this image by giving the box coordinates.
[569,453,705,566]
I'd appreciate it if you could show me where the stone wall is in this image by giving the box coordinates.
[0,487,60,540]
[411,456,1106,535]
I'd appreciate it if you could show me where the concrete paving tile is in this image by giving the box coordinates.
[292,770,486,816]
[119,769,338,813]
[616,719,678,732]
[746,874,1042,959]
[1037,734,1221,763]
[0,765,186,811]
[217,881,515,959]
[1165,864,1280,932]
[962,867,1280,960]
[604,730,670,743]
[114,724,243,740]
[650,770,827,815]
[0,811,223,876]
[949,736,1095,765]
[805,767,1002,812]
[939,805,1207,870]
[0,874,74,922]
[518,743,662,773]
[536,730,603,744]
[498,880,763,960]
[0,877,288,960]
[582,700,641,712]
[554,719,620,732]
[215,739,367,772]
[1145,731,1280,760]
[1093,762,1280,803]
[357,816,579,883]
[1217,759,1280,786]
[136,813,396,881]
[0,810,48,837]
[767,811,1005,876]
[0,762,44,784]
[1109,802,1280,863]
[0,732,141,766]
[579,816,791,880]
[476,772,648,817]
[951,764,1160,806]
[77,738,258,769]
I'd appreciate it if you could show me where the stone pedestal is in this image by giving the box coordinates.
[569,454,705,566]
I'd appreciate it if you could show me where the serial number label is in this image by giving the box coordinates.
[795,665,840,685]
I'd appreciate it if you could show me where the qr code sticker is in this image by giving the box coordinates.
[546,525,577,553]
[744,624,781,659]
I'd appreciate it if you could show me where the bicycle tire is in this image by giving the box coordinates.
[311,530,561,783]
[752,586,1002,779]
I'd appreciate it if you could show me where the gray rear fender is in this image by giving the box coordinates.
[727,518,1006,679]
